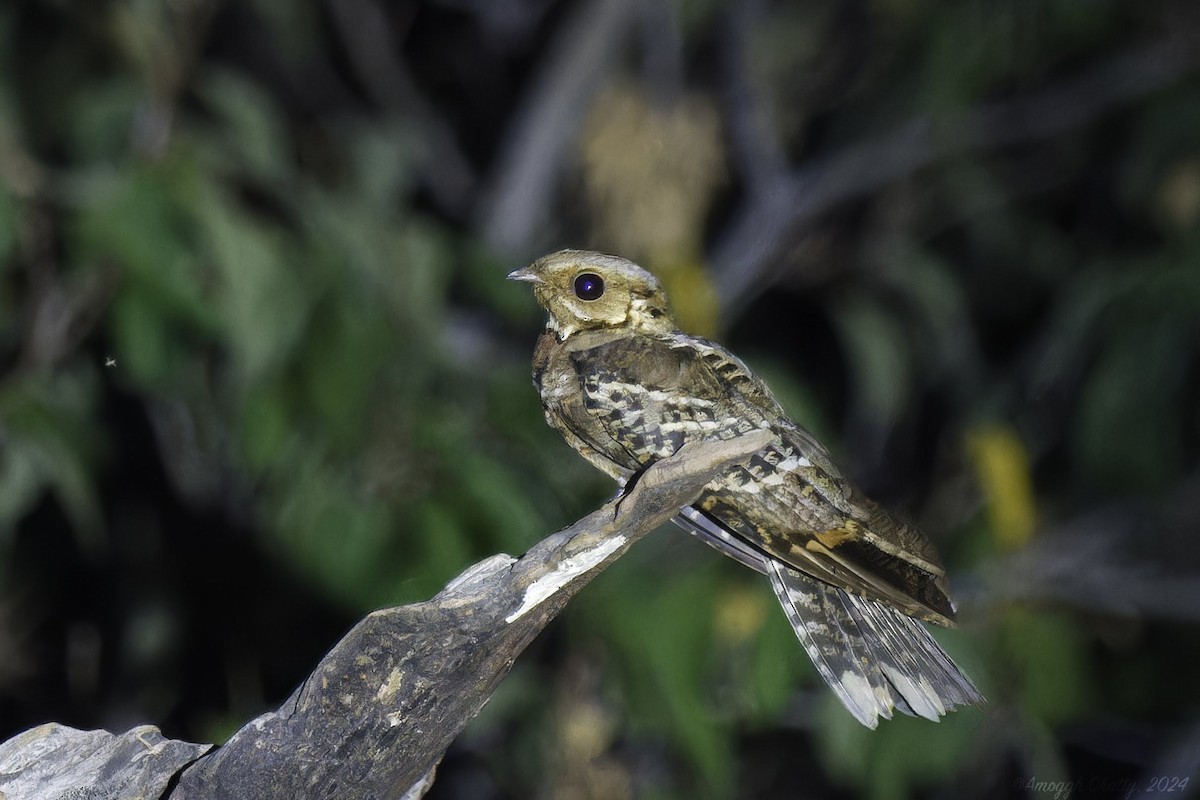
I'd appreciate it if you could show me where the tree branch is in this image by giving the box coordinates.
[0,430,772,800]
[325,0,477,216]
[477,0,639,254]
[711,28,1200,312]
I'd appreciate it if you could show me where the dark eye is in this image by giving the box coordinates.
[573,272,605,301]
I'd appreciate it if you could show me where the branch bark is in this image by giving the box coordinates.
[0,430,772,800]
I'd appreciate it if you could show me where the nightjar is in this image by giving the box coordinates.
[509,250,983,727]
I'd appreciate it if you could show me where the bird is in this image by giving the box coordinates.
[509,249,983,728]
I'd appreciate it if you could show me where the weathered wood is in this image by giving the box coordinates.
[0,431,771,800]
[0,723,211,799]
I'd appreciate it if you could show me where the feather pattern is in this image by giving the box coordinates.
[684,509,983,727]
[512,250,984,726]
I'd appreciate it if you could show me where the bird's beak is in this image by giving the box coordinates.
[507,266,541,283]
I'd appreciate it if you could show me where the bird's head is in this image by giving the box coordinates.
[508,250,677,339]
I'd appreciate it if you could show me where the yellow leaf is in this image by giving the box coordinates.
[1156,157,1200,230]
[967,425,1037,550]
[713,582,769,647]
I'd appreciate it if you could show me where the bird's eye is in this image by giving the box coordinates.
[573,273,605,301]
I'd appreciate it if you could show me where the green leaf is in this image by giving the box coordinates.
[0,368,104,552]
[239,379,291,473]
[865,711,985,800]
[404,499,475,602]
[191,178,309,388]
[271,453,398,609]
[62,76,145,164]
[583,557,735,798]
[744,581,808,719]
[833,298,913,435]
[195,67,291,183]
[884,246,978,383]
[303,197,451,352]
[1074,315,1194,494]
[109,287,173,388]
[246,0,322,66]
[346,117,420,212]
[1002,609,1093,725]
[74,162,219,338]
[0,182,15,268]
[299,299,389,451]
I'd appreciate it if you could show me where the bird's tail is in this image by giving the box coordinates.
[766,560,984,728]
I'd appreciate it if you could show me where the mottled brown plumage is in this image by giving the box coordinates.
[510,250,983,726]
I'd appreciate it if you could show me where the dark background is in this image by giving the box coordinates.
[2,1,1199,798]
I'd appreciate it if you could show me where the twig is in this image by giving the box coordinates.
[962,472,1200,621]
[717,0,787,196]
[710,29,1200,312]
[326,0,476,216]
[478,0,640,254]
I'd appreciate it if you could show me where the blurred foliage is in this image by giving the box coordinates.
[2,1,1199,799]
[968,425,1036,551]
[580,82,723,335]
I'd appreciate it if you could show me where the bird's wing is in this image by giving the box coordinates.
[670,507,984,726]
[568,332,956,625]
[565,332,982,724]
[766,560,983,727]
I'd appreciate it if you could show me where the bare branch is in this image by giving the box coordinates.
[717,0,787,196]
[478,0,639,254]
[0,724,210,799]
[961,473,1200,621]
[0,431,772,799]
[164,429,770,799]
[711,29,1200,312]
[326,0,477,215]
